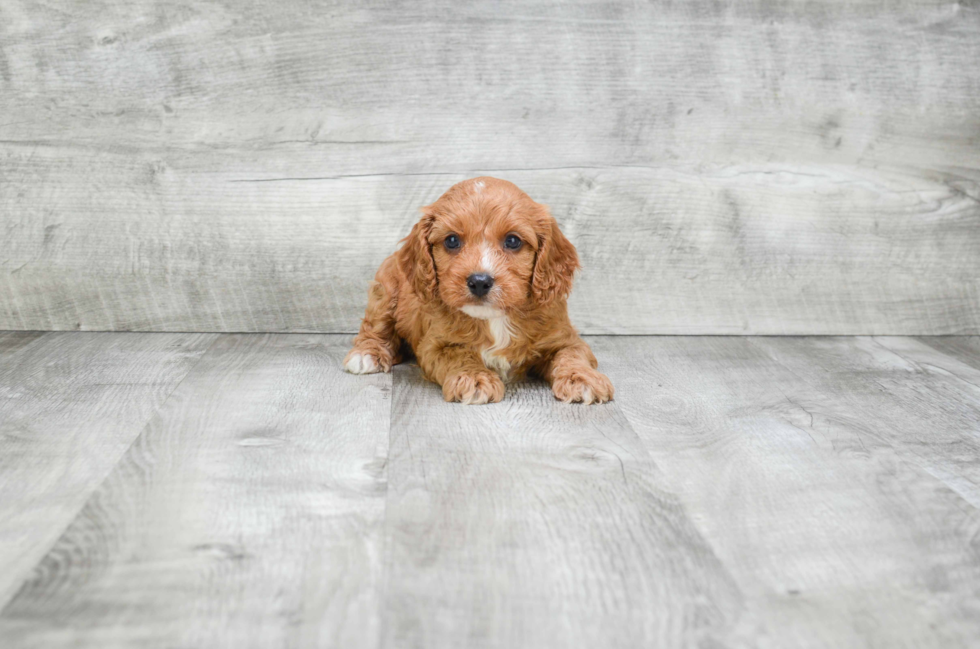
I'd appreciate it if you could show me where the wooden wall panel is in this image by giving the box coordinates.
[1,0,978,333]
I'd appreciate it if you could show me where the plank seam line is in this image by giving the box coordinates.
[375,363,398,649]
[10,331,980,337]
[0,332,51,382]
[225,164,674,183]
[748,336,980,514]
[872,336,980,395]
[0,333,223,617]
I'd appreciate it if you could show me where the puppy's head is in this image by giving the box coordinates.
[398,177,579,318]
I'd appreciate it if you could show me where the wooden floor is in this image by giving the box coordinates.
[1,333,979,648]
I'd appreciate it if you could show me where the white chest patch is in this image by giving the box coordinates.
[460,305,515,381]
[481,315,514,381]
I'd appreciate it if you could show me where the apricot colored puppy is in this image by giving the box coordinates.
[344,177,614,405]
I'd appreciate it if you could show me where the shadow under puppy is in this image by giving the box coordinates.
[344,177,614,405]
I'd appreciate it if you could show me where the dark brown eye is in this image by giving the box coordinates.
[444,234,461,250]
[504,234,522,250]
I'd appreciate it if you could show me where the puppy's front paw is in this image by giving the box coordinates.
[552,369,614,405]
[443,371,505,405]
[344,351,382,374]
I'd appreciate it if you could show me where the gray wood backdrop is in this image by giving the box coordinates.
[1,0,978,334]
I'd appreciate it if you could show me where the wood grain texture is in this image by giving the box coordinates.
[757,337,980,508]
[0,334,391,648]
[381,362,742,649]
[2,0,979,334]
[0,331,216,611]
[754,336,980,509]
[2,333,980,646]
[0,331,46,355]
[917,336,980,373]
[592,336,980,648]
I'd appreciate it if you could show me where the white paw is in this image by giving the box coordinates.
[344,353,379,374]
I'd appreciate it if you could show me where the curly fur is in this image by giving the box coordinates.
[344,176,614,405]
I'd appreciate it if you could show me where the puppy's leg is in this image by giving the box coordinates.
[344,280,402,374]
[538,338,614,405]
[417,341,505,405]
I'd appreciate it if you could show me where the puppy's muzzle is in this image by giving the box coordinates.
[467,273,494,298]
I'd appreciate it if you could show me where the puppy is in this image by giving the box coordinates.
[344,177,614,405]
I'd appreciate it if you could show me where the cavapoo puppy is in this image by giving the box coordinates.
[344,177,614,405]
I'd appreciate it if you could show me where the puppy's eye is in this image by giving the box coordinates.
[444,234,461,250]
[503,234,523,250]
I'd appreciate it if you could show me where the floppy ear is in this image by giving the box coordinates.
[531,206,580,305]
[397,208,438,301]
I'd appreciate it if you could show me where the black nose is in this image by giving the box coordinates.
[467,273,494,298]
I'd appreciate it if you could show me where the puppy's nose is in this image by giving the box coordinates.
[467,273,494,298]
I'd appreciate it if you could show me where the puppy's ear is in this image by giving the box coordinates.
[397,208,438,301]
[531,205,580,305]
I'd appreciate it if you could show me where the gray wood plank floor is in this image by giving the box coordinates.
[2,333,979,648]
[0,332,217,610]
